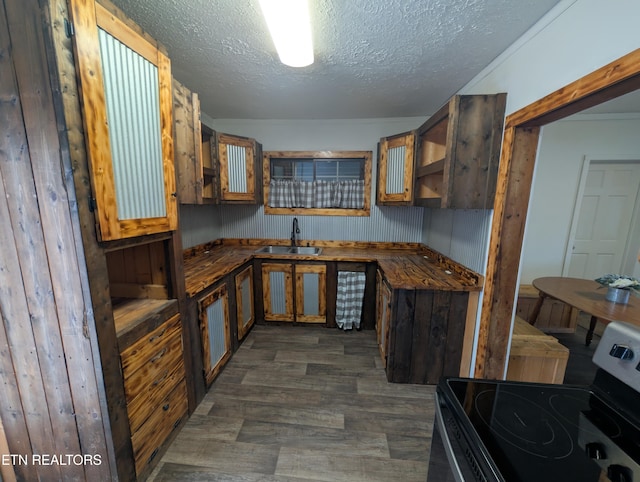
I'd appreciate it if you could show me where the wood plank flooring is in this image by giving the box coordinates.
[148,325,435,481]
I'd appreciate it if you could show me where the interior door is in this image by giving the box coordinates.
[565,160,640,279]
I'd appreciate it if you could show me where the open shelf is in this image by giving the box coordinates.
[415,158,445,178]
[113,298,179,342]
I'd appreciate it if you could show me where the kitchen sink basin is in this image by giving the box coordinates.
[255,245,292,254]
[255,246,322,255]
[288,246,322,255]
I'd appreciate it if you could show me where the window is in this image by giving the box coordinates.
[263,151,372,216]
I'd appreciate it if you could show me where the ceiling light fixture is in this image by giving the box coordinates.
[258,0,314,68]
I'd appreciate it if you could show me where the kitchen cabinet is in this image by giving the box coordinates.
[71,0,177,240]
[260,261,326,324]
[107,236,190,479]
[120,314,187,475]
[173,79,215,205]
[217,132,262,204]
[14,0,192,480]
[235,264,255,340]
[380,277,477,384]
[376,270,392,366]
[261,262,295,322]
[376,131,416,205]
[172,83,262,205]
[295,264,327,323]
[377,94,506,209]
[199,283,232,386]
[413,93,506,209]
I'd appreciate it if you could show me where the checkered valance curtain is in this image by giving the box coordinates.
[268,180,365,209]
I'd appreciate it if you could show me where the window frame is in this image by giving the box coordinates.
[263,150,372,216]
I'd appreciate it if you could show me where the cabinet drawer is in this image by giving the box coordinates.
[122,326,184,404]
[126,354,185,433]
[131,379,188,475]
[121,314,182,383]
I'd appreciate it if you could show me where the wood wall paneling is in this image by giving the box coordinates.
[48,0,136,478]
[0,0,113,479]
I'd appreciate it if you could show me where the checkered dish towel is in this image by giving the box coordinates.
[336,271,366,330]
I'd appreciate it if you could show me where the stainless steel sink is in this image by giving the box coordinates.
[255,245,292,254]
[288,246,322,255]
[255,245,322,255]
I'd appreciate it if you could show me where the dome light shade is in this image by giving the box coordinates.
[258,0,314,67]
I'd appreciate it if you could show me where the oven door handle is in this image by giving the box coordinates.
[434,391,467,482]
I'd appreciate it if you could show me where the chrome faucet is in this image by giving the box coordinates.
[291,217,300,246]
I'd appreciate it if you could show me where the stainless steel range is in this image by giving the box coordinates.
[428,321,640,482]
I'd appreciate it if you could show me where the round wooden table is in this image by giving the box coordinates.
[529,277,640,346]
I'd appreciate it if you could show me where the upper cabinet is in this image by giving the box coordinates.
[173,79,262,205]
[173,78,211,205]
[216,132,262,204]
[69,0,177,241]
[377,93,506,209]
[377,131,415,205]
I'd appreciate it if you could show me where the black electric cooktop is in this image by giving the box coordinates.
[441,378,640,482]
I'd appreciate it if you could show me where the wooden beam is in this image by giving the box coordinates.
[508,48,640,128]
[476,126,540,379]
[478,48,640,379]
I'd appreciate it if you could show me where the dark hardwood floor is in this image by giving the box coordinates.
[147,321,600,481]
[555,324,600,386]
[148,325,435,481]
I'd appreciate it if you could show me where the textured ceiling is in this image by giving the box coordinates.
[109,0,565,119]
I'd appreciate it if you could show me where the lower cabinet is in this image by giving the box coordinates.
[261,261,326,324]
[376,270,392,366]
[295,264,327,323]
[235,264,255,339]
[199,283,232,385]
[120,314,188,476]
[378,277,475,384]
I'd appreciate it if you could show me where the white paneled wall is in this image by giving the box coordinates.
[180,203,424,248]
[183,204,423,244]
[180,205,222,249]
[422,209,493,274]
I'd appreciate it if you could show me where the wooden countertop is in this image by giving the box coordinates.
[183,240,483,298]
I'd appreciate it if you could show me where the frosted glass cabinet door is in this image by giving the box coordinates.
[199,284,231,385]
[377,131,415,205]
[262,263,294,322]
[69,1,177,240]
[217,133,259,203]
[295,264,326,324]
[235,265,255,340]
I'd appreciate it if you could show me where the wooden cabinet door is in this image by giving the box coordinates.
[235,265,255,339]
[261,263,294,322]
[377,131,415,205]
[376,271,392,366]
[217,133,259,203]
[69,0,177,240]
[199,284,231,385]
[295,264,327,324]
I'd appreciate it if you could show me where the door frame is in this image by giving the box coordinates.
[475,48,640,379]
[562,157,640,278]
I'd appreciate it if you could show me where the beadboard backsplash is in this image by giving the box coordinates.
[180,203,424,248]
